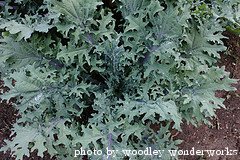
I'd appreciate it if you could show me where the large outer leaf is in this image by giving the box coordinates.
[52,0,102,27]
[0,65,57,112]
[183,21,226,65]
[0,124,47,160]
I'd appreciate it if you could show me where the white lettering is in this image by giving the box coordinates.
[168,150,177,157]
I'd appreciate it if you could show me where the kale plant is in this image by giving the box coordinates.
[0,0,239,159]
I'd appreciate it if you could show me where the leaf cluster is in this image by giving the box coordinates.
[0,0,238,159]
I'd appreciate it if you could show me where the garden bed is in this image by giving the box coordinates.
[0,0,240,159]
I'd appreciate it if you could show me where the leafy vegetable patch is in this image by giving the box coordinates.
[0,0,239,159]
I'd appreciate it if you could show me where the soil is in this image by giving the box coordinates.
[0,32,240,160]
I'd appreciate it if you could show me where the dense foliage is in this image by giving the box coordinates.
[0,0,239,159]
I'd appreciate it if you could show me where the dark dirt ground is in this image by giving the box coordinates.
[0,31,240,160]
